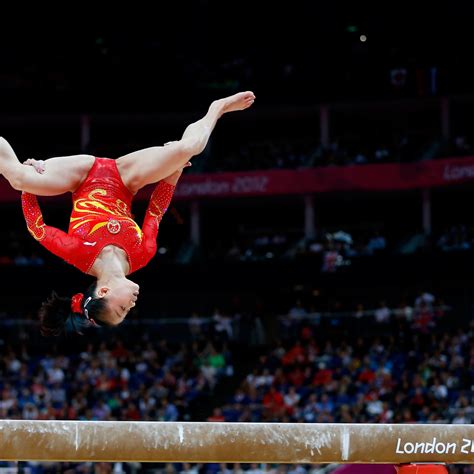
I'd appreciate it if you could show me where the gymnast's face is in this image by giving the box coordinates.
[96,279,140,325]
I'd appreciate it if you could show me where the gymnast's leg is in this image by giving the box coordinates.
[0,137,94,196]
[116,91,255,193]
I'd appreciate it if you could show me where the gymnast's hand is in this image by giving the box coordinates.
[23,158,46,174]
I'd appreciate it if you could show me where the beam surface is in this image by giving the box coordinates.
[0,421,473,464]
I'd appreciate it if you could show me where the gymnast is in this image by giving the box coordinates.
[0,91,255,335]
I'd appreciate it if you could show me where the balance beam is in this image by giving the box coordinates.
[0,421,473,463]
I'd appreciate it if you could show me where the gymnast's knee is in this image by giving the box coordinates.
[179,136,206,157]
[8,166,25,191]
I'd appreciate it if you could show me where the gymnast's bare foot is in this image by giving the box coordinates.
[211,91,256,117]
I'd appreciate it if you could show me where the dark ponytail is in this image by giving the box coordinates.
[38,283,108,336]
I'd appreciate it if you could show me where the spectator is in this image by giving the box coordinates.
[374,301,390,324]
[207,408,225,422]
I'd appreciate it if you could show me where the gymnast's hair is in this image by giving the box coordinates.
[39,282,110,336]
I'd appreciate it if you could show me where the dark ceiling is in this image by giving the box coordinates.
[1,3,473,113]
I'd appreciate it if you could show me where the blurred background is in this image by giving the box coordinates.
[0,3,473,473]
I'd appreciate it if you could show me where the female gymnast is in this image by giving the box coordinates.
[0,91,255,336]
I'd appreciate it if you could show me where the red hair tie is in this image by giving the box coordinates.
[71,293,84,314]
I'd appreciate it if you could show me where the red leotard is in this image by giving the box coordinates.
[21,157,175,274]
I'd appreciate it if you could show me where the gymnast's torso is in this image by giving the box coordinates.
[22,157,175,275]
[68,157,140,273]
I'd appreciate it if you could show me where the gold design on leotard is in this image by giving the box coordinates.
[148,199,163,221]
[70,188,142,239]
[89,222,108,234]
[71,218,95,230]
[27,215,46,241]
[116,199,128,214]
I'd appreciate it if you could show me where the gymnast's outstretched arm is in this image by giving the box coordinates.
[0,137,94,196]
[21,192,84,270]
[140,164,188,262]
